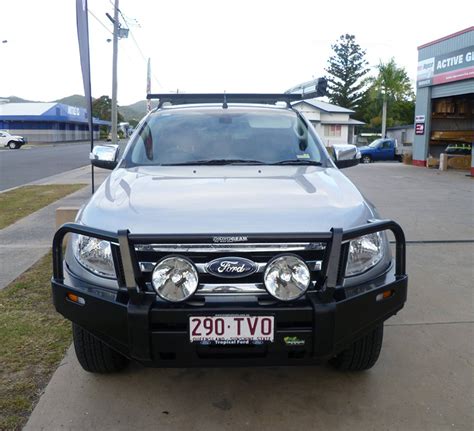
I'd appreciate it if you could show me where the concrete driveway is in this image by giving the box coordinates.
[25,164,474,431]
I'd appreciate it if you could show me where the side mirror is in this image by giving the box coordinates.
[90,145,119,170]
[335,158,360,169]
[332,144,360,169]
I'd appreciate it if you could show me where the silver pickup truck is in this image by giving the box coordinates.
[52,93,407,373]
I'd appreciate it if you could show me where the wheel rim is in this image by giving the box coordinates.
[362,156,370,163]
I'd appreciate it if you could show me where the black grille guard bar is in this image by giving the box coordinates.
[52,219,406,301]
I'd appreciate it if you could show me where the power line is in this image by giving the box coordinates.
[128,30,147,62]
[128,29,164,89]
[88,9,113,35]
[107,1,164,89]
[127,29,164,88]
[108,0,137,26]
[108,0,131,27]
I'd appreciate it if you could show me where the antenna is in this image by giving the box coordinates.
[146,58,151,112]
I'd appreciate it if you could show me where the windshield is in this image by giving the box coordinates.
[124,108,325,166]
[369,139,384,148]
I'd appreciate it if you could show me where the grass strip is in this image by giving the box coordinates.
[0,253,71,430]
[0,184,86,230]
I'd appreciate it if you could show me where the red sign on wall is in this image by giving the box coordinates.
[415,123,425,135]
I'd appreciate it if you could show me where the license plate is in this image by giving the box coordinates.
[189,315,274,343]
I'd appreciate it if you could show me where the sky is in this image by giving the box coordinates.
[1,0,473,106]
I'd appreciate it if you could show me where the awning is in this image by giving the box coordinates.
[320,119,365,126]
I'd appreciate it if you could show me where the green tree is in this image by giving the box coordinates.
[391,98,415,126]
[325,34,370,112]
[92,95,124,123]
[128,119,139,128]
[370,59,413,136]
[359,88,415,129]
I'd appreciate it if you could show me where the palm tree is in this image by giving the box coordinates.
[371,59,413,137]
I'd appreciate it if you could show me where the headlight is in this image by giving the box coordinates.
[345,233,384,277]
[152,256,198,302]
[264,255,311,301]
[73,234,116,278]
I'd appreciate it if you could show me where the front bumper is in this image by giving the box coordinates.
[51,220,408,367]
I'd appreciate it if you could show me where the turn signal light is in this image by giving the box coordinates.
[376,290,394,302]
[67,292,85,305]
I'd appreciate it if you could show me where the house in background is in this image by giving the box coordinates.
[293,99,365,147]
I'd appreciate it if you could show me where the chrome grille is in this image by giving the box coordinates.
[135,242,326,296]
[139,260,322,273]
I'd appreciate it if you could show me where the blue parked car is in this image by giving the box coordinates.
[359,139,403,163]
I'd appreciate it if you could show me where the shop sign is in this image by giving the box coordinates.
[417,46,474,87]
[67,106,81,116]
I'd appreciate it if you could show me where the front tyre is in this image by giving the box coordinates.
[330,324,383,371]
[72,323,129,373]
[8,141,19,149]
[361,155,371,164]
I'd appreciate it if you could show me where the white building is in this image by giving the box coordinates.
[0,102,110,143]
[386,125,415,146]
[293,99,364,147]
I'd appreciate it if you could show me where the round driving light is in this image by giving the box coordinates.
[264,255,311,301]
[152,256,198,302]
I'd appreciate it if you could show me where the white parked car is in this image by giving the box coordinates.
[0,130,26,149]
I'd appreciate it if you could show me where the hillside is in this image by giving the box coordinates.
[0,95,153,122]
[54,94,88,108]
[0,96,39,103]
[119,100,158,121]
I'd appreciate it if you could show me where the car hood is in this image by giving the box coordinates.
[78,166,375,234]
[359,146,372,152]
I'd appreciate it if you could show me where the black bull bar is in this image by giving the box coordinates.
[52,220,407,364]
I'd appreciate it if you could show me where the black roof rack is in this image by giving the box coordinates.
[147,93,303,108]
[147,78,327,108]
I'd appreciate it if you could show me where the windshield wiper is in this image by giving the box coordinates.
[163,159,265,166]
[271,159,323,166]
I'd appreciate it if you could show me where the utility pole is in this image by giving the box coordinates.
[381,96,387,138]
[111,0,119,146]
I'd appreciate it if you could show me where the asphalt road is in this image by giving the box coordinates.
[0,142,93,191]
